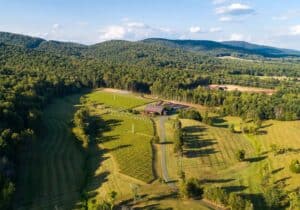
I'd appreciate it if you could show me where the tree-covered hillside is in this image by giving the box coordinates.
[0,31,299,209]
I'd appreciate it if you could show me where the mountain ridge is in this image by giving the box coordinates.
[1,31,300,58]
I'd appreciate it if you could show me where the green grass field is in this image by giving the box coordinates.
[164,115,300,209]
[85,90,153,110]
[14,94,85,210]
[99,113,155,183]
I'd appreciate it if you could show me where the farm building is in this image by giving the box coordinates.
[144,104,168,115]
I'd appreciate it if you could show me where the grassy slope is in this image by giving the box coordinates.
[14,94,85,210]
[85,90,153,110]
[165,114,300,209]
[100,113,155,182]
[84,90,156,183]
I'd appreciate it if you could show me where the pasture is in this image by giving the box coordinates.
[164,114,300,209]
[84,89,153,109]
[14,94,85,210]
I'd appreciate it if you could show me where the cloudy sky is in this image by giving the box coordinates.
[1,0,300,49]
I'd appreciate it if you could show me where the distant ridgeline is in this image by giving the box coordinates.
[0,31,300,208]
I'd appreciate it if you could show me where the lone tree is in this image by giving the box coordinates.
[289,160,300,174]
[236,149,246,161]
[109,191,117,210]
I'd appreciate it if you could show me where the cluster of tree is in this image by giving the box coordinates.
[179,178,203,199]
[151,82,300,121]
[178,109,202,121]
[203,187,253,210]
[72,107,102,148]
[0,67,85,209]
[172,119,184,155]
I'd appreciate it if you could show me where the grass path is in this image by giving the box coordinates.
[14,94,85,210]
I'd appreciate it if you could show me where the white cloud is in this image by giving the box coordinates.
[230,33,244,41]
[52,23,60,30]
[290,25,300,35]
[219,16,232,22]
[99,25,126,40]
[212,0,227,5]
[126,22,145,28]
[98,20,175,41]
[216,3,255,16]
[209,27,222,33]
[189,26,202,33]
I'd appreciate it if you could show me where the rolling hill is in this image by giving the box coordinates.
[1,31,300,59]
[143,38,300,58]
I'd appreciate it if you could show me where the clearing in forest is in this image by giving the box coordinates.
[85,89,153,109]
[14,94,85,210]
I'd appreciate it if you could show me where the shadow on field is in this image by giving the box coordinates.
[97,119,122,143]
[272,167,284,174]
[241,193,267,210]
[75,116,126,209]
[182,125,218,158]
[245,155,267,163]
[200,178,235,184]
[211,117,228,128]
[221,185,248,193]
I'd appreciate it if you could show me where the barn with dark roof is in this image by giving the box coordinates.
[144,104,167,115]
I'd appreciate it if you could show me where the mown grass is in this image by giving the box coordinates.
[164,114,300,209]
[85,90,153,109]
[14,94,85,210]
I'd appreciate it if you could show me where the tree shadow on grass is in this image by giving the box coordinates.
[211,117,228,128]
[272,167,284,174]
[241,193,267,210]
[221,185,248,193]
[245,155,267,163]
[200,178,235,184]
[184,148,218,158]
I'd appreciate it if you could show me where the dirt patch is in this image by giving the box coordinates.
[208,84,276,95]
[100,88,130,94]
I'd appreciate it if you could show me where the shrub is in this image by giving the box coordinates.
[236,149,246,161]
[204,187,229,206]
[290,160,300,174]
[151,135,160,144]
[180,178,203,198]
[263,185,285,209]
[178,109,202,121]
[204,187,253,209]
[229,124,235,133]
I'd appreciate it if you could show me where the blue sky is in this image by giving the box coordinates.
[1,0,300,49]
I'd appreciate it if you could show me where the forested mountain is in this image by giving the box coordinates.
[143,38,300,58]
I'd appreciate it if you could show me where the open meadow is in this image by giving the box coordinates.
[163,114,300,209]
[84,89,153,110]
[14,94,85,210]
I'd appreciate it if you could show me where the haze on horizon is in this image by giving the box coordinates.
[1,0,300,50]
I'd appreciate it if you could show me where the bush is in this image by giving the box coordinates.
[290,160,300,173]
[204,187,253,209]
[180,178,203,198]
[178,109,202,121]
[236,149,246,161]
[204,187,229,206]
[151,135,160,144]
[263,185,285,209]
[228,193,254,210]
[229,124,235,133]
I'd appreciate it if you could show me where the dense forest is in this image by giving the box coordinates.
[0,32,299,209]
